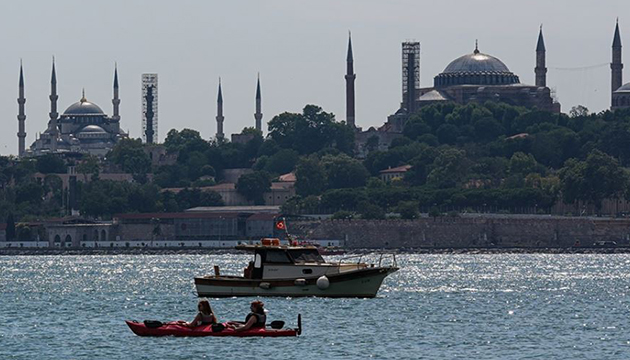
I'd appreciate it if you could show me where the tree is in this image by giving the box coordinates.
[569,105,589,118]
[559,150,628,211]
[107,139,151,183]
[321,154,369,189]
[236,171,271,204]
[77,155,100,181]
[397,201,419,219]
[358,201,385,220]
[295,156,327,196]
[5,213,15,241]
[268,105,341,154]
[264,149,299,175]
[35,154,66,174]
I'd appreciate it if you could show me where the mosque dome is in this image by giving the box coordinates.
[63,93,105,115]
[443,52,511,74]
[434,44,520,88]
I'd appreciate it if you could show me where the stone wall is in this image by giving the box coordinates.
[288,216,630,249]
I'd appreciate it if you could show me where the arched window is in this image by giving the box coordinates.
[94,230,99,241]
[54,235,61,243]
[100,230,107,241]
[64,234,72,247]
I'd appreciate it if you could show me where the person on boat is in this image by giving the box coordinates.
[178,299,217,328]
[228,300,266,332]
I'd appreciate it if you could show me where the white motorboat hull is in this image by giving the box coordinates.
[195,267,398,298]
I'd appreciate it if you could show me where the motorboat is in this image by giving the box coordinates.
[194,238,398,298]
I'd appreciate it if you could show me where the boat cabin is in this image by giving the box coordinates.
[236,242,326,279]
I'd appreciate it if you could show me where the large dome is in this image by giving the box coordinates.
[63,95,105,115]
[443,52,511,74]
[434,46,520,88]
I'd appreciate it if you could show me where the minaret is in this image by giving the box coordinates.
[254,74,263,132]
[612,19,623,105]
[216,79,224,140]
[17,61,26,157]
[535,25,547,87]
[345,31,356,127]
[112,64,120,122]
[49,58,59,152]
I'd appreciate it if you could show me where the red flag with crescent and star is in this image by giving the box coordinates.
[275,219,286,231]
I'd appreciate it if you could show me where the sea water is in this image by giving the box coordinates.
[1,253,630,359]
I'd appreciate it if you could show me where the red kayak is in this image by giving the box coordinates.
[126,316,301,337]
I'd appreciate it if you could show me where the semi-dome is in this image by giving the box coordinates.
[79,125,107,134]
[63,94,105,115]
[614,83,630,93]
[434,45,520,88]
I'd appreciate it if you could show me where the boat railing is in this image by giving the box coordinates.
[338,253,397,269]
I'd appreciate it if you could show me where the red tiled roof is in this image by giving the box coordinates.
[278,172,296,182]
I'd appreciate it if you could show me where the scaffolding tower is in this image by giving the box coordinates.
[142,74,158,144]
[402,42,420,112]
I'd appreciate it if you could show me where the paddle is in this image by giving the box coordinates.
[268,320,285,329]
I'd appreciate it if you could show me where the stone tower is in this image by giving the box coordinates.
[612,19,623,106]
[535,25,547,87]
[49,59,59,152]
[254,74,263,132]
[112,65,120,122]
[345,31,356,128]
[216,79,224,140]
[17,61,26,157]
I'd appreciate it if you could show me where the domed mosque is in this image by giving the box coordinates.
[417,38,559,113]
[24,62,128,157]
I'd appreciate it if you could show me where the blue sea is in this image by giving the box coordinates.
[1,253,630,359]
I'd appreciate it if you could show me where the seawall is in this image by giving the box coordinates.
[290,216,630,249]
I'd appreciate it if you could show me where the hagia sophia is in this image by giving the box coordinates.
[352,21,630,156]
[14,21,630,158]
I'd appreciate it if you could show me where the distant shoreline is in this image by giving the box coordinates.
[2,247,630,256]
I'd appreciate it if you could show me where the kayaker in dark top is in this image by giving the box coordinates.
[178,299,217,328]
[229,300,266,332]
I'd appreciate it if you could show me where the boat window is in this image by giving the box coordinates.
[302,269,313,274]
[265,250,292,263]
[254,253,262,268]
[288,249,324,263]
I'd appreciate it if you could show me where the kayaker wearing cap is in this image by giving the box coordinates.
[229,300,266,332]
[178,299,217,328]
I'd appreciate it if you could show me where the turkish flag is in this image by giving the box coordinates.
[275,220,286,230]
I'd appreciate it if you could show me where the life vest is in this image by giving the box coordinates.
[245,312,266,328]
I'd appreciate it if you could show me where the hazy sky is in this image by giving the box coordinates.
[1,0,628,156]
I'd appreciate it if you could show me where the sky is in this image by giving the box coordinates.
[0,0,628,156]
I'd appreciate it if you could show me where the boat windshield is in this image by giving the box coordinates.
[264,250,292,263]
[287,249,325,263]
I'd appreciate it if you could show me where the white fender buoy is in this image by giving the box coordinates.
[294,279,307,286]
[316,275,330,290]
[259,282,271,289]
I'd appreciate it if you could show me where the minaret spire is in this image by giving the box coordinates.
[17,60,26,157]
[535,25,547,87]
[49,57,59,152]
[254,74,263,132]
[112,64,120,122]
[612,19,624,107]
[345,31,356,128]
[216,78,224,140]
